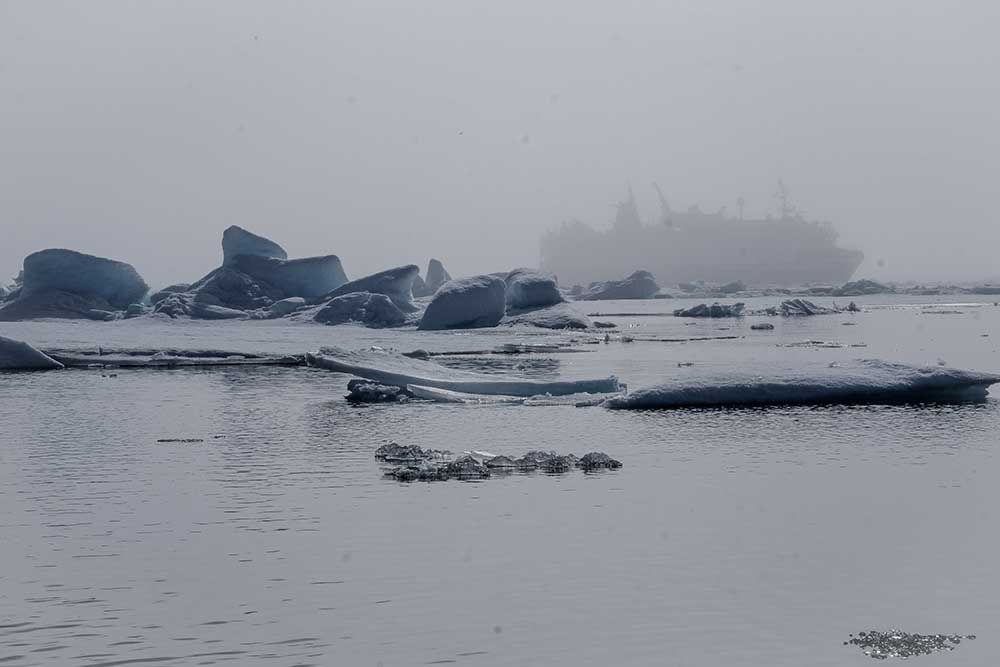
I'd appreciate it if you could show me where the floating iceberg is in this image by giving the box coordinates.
[310,292,406,327]
[0,249,149,321]
[155,226,347,318]
[832,279,891,296]
[149,283,191,305]
[602,360,1000,409]
[411,273,428,297]
[577,270,659,301]
[505,269,563,310]
[764,298,839,316]
[418,275,507,330]
[222,225,287,265]
[424,259,452,294]
[230,254,348,299]
[306,347,620,396]
[23,249,148,307]
[314,265,419,312]
[673,302,745,318]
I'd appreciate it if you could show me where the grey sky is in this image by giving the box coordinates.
[2,0,998,288]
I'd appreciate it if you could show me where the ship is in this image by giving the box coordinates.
[540,183,864,287]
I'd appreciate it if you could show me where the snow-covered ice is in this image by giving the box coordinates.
[602,359,1000,409]
[268,297,307,317]
[502,302,593,329]
[407,384,527,404]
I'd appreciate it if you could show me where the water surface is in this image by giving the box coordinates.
[2,295,998,666]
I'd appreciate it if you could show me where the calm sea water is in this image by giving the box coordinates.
[2,295,999,666]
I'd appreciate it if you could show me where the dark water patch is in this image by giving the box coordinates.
[72,554,120,559]
[30,644,67,652]
[435,355,561,378]
[81,658,183,667]
[1,623,82,635]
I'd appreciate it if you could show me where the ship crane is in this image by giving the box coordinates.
[652,182,674,227]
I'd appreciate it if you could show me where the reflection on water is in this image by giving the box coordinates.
[1,298,999,665]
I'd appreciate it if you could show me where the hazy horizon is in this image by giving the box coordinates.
[3,1,998,289]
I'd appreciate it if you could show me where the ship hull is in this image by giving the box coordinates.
[542,225,864,287]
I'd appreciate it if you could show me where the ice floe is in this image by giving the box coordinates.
[41,347,303,369]
[375,443,621,481]
[0,335,64,370]
[502,302,593,329]
[602,360,1000,408]
[306,347,620,397]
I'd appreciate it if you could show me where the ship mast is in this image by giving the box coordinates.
[774,180,796,219]
[613,185,643,231]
